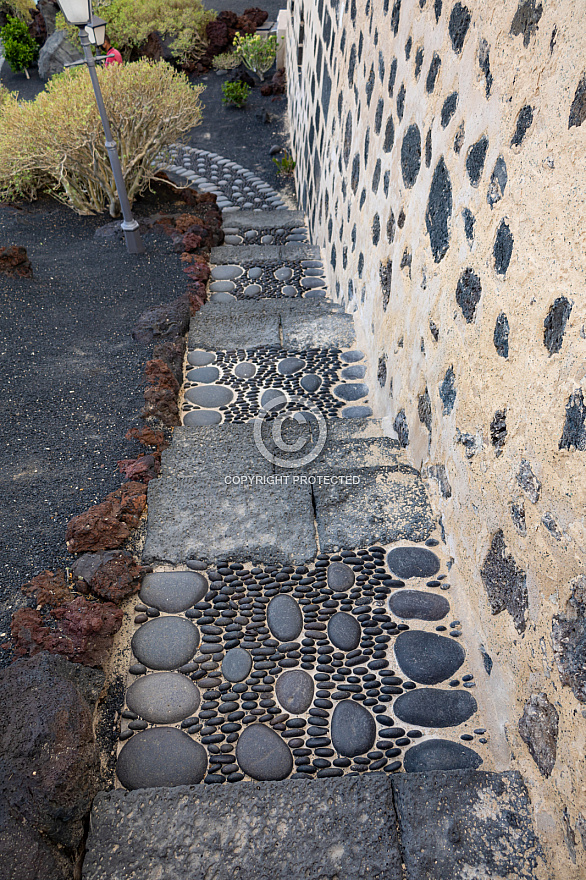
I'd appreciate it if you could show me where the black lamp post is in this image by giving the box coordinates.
[56,0,145,254]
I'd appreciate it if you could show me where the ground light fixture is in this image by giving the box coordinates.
[55,0,145,254]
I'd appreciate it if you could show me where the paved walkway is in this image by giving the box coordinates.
[82,160,546,880]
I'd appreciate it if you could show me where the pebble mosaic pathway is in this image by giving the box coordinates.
[117,543,487,790]
[160,145,289,212]
[114,163,489,792]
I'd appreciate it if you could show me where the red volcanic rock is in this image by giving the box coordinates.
[242,7,269,27]
[117,453,160,483]
[0,246,33,278]
[206,18,230,54]
[84,554,143,602]
[22,569,73,607]
[125,425,169,451]
[131,295,191,344]
[11,597,122,667]
[153,336,187,384]
[65,481,146,552]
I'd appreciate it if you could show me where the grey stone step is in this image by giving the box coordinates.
[82,771,544,880]
[211,243,321,264]
[222,209,306,229]
[188,299,355,350]
[142,434,430,565]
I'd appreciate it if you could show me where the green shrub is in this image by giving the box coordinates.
[233,33,278,81]
[212,51,241,71]
[57,0,216,64]
[273,151,296,175]
[0,0,35,22]
[221,80,249,108]
[0,59,204,216]
[1,15,38,72]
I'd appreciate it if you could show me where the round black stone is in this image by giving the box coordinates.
[116,727,207,790]
[236,724,293,780]
[394,688,477,727]
[389,590,449,621]
[222,648,252,682]
[331,700,376,757]
[394,630,465,684]
[403,738,483,772]
[131,617,200,671]
[327,562,355,590]
[267,594,303,641]
[328,612,361,652]
[387,547,440,579]
[275,670,315,714]
[140,571,208,613]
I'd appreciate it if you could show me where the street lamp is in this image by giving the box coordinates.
[56,0,145,254]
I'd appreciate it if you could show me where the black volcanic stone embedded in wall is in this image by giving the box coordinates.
[487,156,507,207]
[383,170,390,195]
[425,129,432,167]
[511,500,526,535]
[448,2,471,54]
[466,136,488,186]
[415,46,424,78]
[387,211,396,243]
[434,0,443,20]
[552,594,586,703]
[351,153,360,193]
[510,0,543,48]
[364,129,370,166]
[366,66,375,106]
[441,92,458,127]
[391,0,402,34]
[344,112,352,165]
[439,366,456,414]
[375,98,384,134]
[418,388,432,432]
[427,463,452,498]
[490,409,507,456]
[401,125,421,188]
[378,354,388,387]
[350,0,356,23]
[379,49,385,82]
[456,268,482,322]
[348,43,356,86]
[480,529,528,633]
[544,297,572,355]
[518,693,559,777]
[454,121,465,153]
[372,159,381,193]
[397,83,406,120]
[358,252,364,277]
[372,214,381,246]
[380,260,392,309]
[394,409,409,446]
[511,105,534,146]
[462,208,475,241]
[388,57,398,96]
[494,220,514,275]
[494,312,510,357]
[478,38,493,97]
[426,52,442,92]
[405,36,412,59]
[569,73,586,128]
[559,388,586,451]
[426,157,452,262]
[383,115,395,152]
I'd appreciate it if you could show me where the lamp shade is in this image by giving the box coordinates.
[85,15,107,45]
[56,0,91,26]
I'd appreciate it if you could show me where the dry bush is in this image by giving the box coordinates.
[0,59,204,216]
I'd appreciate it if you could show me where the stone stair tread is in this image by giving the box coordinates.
[281,309,355,349]
[211,243,321,264]
[222,209,306,229]
[82,771,542,880]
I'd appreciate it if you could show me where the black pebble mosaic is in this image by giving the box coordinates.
[117,545,486,789]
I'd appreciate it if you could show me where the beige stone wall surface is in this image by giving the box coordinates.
[286,0,586,875]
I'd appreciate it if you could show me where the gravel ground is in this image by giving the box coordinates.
[0,1,293,665]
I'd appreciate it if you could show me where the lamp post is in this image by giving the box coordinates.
[56,0,145,254]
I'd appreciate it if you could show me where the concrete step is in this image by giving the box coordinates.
[222,208,307,229]
[82,770,546,880]
[188,298,357,351]
[210,242,321,264]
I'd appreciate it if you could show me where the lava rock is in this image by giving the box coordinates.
[38,29,82,80]
[117,727,207,790]
[518,693,558,777]
[0,245,33,278]
[480,530,527,633]
[543,297,572,355]
[65,482,146,553]
[426,157,452,262]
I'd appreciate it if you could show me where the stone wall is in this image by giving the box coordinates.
[286,0,586,874]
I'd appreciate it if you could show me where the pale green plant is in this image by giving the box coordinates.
[272,151,296,175]
[233,32,279,81]
[211,51,241,70]
[0,59,204,216]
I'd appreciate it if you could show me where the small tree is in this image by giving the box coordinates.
[1,15,38,77]
[233,33,278,82]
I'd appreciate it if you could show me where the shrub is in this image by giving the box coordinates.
[211,51,241,70]
[57,0,216,64]
[221,80,249,107]
[273,151,296,175]
[0,59,204,216]
[233,32,278,81]
[0,14,38,72]
[0,0,35,22]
